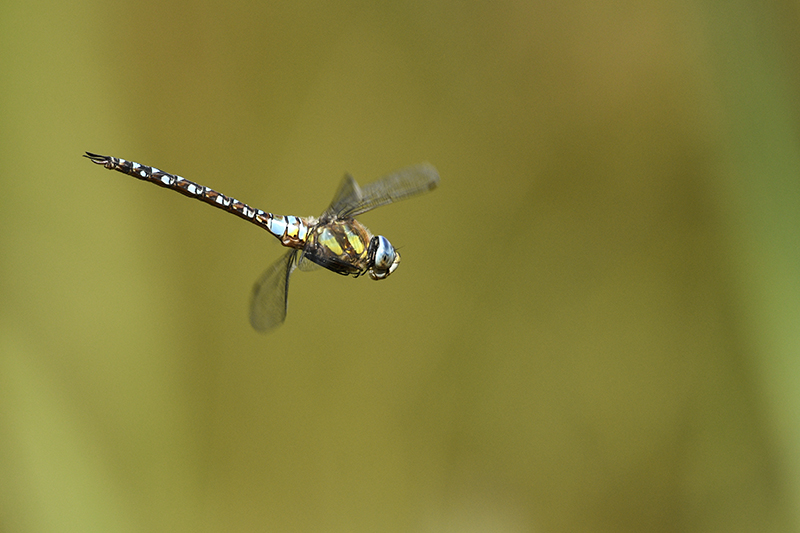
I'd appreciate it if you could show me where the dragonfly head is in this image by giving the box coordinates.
[367,235,400,280]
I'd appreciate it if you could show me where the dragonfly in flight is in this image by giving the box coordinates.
[85,152,439,332]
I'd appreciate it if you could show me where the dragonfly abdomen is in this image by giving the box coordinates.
[84,152,310,248]
[256,213,310,248]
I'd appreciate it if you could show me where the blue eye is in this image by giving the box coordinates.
[374,236,396,269]
[368,235,400,280]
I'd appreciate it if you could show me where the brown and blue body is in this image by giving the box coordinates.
[85,151,437,331]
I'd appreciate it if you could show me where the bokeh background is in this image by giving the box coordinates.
[2,1,800,532]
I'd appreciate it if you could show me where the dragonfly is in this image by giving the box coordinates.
[85,152,439,332]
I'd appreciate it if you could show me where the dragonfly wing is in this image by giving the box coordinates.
[339,163,439,218]
[249,249,299,332]
[321,174,363,222]
[296,253,321,272]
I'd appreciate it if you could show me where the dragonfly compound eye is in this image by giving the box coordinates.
[368,235,400,280]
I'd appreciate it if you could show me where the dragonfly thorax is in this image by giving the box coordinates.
[367,235,400,280]
[303,220,400,280]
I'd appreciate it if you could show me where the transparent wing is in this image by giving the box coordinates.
[249,249,299,332]
[322,174,362,222]
[296,253,321,272]
[322,163,439,220]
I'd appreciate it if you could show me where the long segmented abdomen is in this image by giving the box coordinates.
[84,152,310,248]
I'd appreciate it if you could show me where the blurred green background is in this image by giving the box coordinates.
[2,1,800,532]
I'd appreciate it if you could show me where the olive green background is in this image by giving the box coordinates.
[2,1,799,532]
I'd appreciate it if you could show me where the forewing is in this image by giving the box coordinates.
[339,163,439,218]
[249,250,298,332]
[321,173,362,222]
